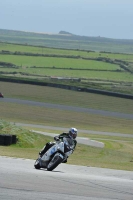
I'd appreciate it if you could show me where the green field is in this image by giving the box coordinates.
[0,42,133,94]
[0,54,120,70]
[1,81,133,114]
[1,42,133,62]
[2,69,132,82]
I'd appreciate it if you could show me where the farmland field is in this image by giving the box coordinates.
[0,42,133,94]
[0,55,120,70]
[0,42,133,62]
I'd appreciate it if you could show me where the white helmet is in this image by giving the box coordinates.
[69,128,77,139]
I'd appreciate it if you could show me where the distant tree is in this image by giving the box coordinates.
[59,31,73,35]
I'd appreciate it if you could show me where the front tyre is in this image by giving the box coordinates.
[47,154,63,171]
[34,158,41,169]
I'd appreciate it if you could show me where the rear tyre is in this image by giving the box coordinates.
[34,158,41,169]
[47,154,63,171]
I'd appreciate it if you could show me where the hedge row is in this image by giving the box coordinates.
[0,51,129,67]
[0,134,17,146]
[1,76,133,99]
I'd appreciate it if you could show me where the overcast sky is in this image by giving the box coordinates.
[0,0,133,39]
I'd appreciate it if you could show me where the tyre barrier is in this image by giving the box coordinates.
[0,135,5,145]
[12,135,17,144]
[0,134,17,146]
[4,135,12,146]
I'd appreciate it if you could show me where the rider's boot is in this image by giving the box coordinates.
[39,142,55,157]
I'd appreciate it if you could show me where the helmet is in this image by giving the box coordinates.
[69,128,77,139]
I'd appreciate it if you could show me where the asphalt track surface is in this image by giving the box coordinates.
[0,156,133,200]
[1,97,133,120]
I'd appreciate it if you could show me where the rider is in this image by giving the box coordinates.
[39,127,78,163]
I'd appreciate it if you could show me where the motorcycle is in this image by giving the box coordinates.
[34,137,73,171]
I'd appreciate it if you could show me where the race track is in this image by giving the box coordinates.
[0,156,133,200]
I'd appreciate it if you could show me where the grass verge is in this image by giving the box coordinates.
[1,81,133,114]
[0,120,133,171]
[1,101,133,134]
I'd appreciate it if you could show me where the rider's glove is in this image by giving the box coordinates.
[54,136,60,141]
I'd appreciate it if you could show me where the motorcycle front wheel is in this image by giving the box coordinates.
[47,154,63,171]
[34,158,41,169]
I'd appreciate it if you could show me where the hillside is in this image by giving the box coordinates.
[0,29,133,53]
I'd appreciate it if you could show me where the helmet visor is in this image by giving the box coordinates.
[73,132,77,139]
[69,131,77,139]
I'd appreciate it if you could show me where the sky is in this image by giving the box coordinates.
[0,0,133,39]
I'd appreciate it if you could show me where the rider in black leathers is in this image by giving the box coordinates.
[39,128,77,163]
